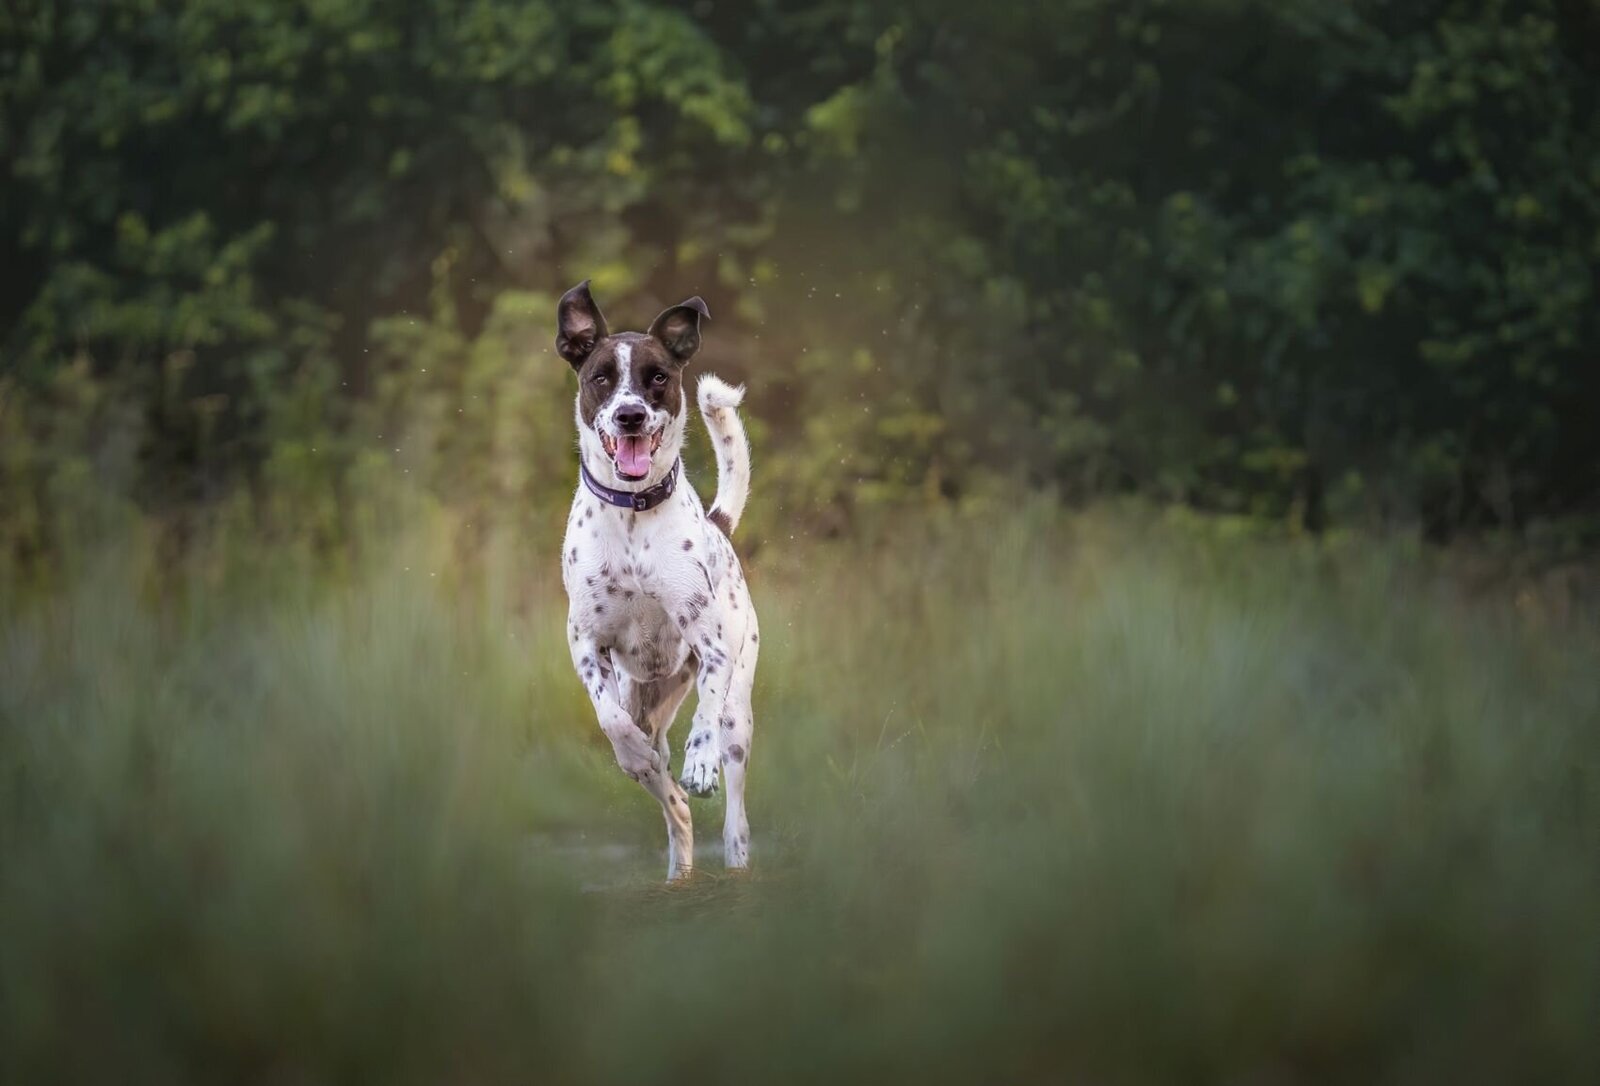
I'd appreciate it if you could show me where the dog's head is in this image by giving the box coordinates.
[556,281,708,488]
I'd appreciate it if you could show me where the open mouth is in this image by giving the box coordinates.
[600,430,664,480]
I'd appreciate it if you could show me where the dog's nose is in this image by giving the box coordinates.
[614,405,647,433]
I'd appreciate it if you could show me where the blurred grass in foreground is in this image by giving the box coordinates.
[1,505,1597,1083]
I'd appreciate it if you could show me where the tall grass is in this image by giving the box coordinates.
[2,505,1596,1083]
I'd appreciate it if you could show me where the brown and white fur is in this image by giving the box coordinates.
[555,280,757,880]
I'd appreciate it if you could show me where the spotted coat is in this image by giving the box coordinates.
[555,281,758,879]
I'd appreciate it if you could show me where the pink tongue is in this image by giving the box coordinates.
[616,435,652,478]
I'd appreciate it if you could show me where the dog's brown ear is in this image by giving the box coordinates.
[648,296,709,364]
[556,280,608,368]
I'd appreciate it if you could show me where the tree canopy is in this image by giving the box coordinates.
[3,0,1597,557]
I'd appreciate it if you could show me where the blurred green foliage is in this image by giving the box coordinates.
[3,0,1599,565]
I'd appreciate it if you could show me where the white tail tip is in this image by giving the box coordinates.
[698,374,745,412]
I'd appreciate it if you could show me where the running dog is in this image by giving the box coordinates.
[556,281,758,879]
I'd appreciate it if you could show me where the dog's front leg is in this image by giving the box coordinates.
[676,603,753,802]
[674,630,727,799]
[571,635,694,878]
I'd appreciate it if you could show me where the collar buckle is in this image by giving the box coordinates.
[633,494,650,512]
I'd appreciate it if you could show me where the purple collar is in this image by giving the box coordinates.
[580,458,680,512]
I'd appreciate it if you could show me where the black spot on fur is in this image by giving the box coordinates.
[709,509,732,536]
[728,744,745,763]
[682,539,693,551]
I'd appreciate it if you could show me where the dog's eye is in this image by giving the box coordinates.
[650,372,668,387]
[590,373,610,387]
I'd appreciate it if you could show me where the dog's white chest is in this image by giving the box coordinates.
[562,488,709,680]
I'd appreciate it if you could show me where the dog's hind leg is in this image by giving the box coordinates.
[621,665,697,879]
[702,599,759,868]
[719,615,758,869]
[719,688,754,870]
[637,660,697,775]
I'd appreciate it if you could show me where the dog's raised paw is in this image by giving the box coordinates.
[609,724,662,782]
[679,738,721,798]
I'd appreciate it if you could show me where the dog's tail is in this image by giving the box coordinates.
[698,374,750,536]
